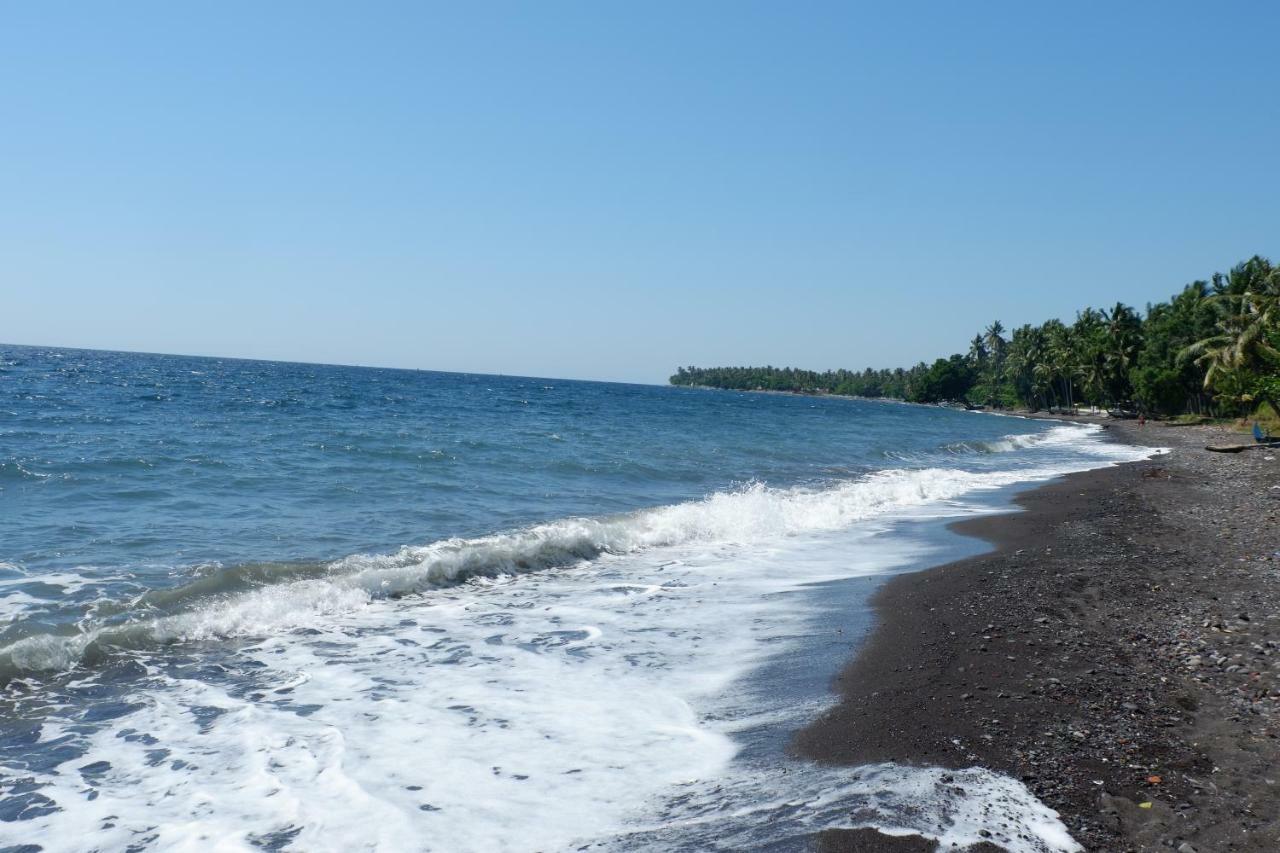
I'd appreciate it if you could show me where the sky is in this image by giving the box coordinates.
[3,2,1278,384]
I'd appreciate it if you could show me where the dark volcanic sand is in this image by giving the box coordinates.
[795,420,1280,852]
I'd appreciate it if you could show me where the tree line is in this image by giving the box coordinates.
[670,255,1279,417]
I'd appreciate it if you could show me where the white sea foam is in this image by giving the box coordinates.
[0,425,1157,677]
[8,526,1083,852]
[970,431,1050,453]
[1,424,1154,850]
[0,567,138,626]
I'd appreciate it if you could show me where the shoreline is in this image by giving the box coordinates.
[670,384,1158,427]
[793,421,1280,851]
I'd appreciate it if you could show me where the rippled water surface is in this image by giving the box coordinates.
[0,345,1151,851]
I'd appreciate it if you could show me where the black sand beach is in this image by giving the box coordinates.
[796,420,1280,852]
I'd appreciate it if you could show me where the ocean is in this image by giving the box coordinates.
[0,345,1154,852]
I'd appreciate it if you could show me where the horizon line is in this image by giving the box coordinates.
[0,340,672,389]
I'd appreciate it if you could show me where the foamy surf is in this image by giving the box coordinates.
[945,430,1055,454]
[0,425,1152,680]
[1,422,1154,851]
[7,520,1084,853]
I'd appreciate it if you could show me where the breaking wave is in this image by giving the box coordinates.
[0,424,1147,680]
[943,427,1066,454]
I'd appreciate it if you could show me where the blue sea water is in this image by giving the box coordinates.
[0,345,1151,852]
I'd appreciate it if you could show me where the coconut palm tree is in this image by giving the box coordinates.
[983,321,1006,363]
[1072,309,1109,407]
[1182,257,1280,413]
[980,321,1007,406]
[1000,324,1046,409]
[1101,303,1142,406]
[968,334,987,369]
[1042,319,1076,411]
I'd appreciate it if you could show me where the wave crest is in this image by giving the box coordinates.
[0,424,1152,680]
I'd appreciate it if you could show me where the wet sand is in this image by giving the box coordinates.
[795,421,1280,851]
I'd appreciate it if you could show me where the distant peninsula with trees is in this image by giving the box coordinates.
[670,255,1279,419]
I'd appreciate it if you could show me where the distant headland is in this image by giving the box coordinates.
[672,254,1278,421]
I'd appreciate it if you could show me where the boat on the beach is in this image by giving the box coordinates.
[1205,441,1280,453]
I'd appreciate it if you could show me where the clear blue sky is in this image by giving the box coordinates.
[3,2,1277,383]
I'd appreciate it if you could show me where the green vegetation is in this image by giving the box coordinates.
[670,255,1280,417]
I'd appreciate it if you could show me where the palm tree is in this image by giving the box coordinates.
[981,321,1007,406]
[1101,303,1142,406]
[983,321,1007,362]
[1007,324,1050,409]
[1042,319,1076,411]
[1182,257,1280,413]
[968,335,988,369]
[1072,309,1108,407]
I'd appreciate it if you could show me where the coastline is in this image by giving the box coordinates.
[669,383,1134,424]
[794,420,1280,851]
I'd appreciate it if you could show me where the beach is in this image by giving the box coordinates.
[7,1,1278,848]
[9,346,1278,851]
[797,419,1280,852]
[7,348,1164,851]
